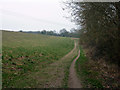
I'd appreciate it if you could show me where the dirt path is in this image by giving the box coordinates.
[42,41,77,88]
[23,40,79,88]
[17,39,80,88]
[68,50,82,88]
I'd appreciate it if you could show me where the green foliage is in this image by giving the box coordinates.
[2,31,74,87]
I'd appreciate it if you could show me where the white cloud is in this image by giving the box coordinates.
[0,0,76,32]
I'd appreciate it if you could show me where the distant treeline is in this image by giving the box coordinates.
[19,28,80,38]
[66,2,120,65]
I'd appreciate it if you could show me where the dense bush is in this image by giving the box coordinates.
[65,2,120,65]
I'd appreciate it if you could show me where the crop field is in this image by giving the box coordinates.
[0,31,2,89]
[2,31,74,88]
[0,31,2,53]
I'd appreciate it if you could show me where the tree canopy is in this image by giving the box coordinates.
[65,1,120,65]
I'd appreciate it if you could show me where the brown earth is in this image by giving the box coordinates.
[68,50,82,88]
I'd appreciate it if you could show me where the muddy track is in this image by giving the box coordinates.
[68,50,82,88]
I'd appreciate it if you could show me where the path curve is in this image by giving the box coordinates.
[68,50,82,88]
[42,40,78,88]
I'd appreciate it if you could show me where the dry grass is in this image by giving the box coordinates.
[82,45,120,88]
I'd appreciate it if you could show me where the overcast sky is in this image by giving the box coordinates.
[0,0,77,32]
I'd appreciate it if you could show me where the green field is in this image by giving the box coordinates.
[0,31,2,90]
[0,30,2,53]
[2,31,75,88]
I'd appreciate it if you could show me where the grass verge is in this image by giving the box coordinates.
[62,55,78,88]
[75,46,103,88]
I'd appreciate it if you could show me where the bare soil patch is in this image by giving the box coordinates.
[68,50,82,88]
